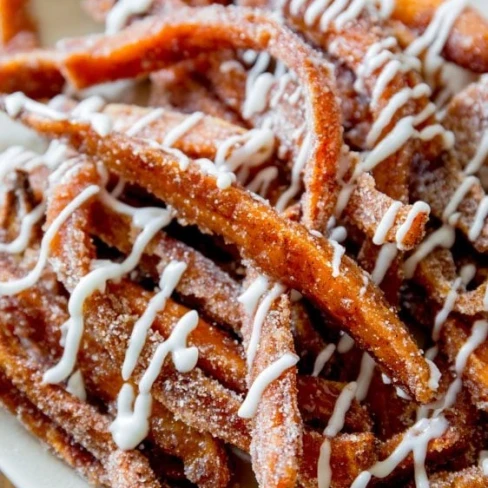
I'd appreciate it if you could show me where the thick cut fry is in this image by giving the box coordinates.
[103,103,427,246]
[0,50,64,98]
[9,110,437,403]
[60,5,342,230]
[241,271,301,488]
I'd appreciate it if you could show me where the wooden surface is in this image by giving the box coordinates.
[0,474,14,488]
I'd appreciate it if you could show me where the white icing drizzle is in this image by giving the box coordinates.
[312,344,336,377]
[351,416,449,488]
[395,387,412,401]
[355,37,397,93]
[464,131,488,176]
[403,225,456,279]
[247,167,279,196]
[110,384,152,450]
[71,96,105,118]
[0,202,45,254]
[275,133,311,211]
[122,261,188,380]
[354,117,452,178]
[479,450,488,476]
[111,311,199,449]
[289,0,307,16]
[395,201,431,251]
[245,283,286,367]
[355,353,376,401]
[469,195,488,241]
[125,108,164,137]
[406,0,469,84]
[337,333,354,354]
[324,381,358,436]
[432,277,462,341]
[162,112,204,147]
[318,380,358,487]
[455,320,488,377]
[220,60,245,74]
[371,243,397,285]
[317,439,332,488]
[194,158,236,190]
[214,128,275,174]
[442,175,478,221]
[270,73,293,108]
[139,310,200,390]
[330,239,345,278]
[105,0,153,34]
[0,146,37,186]
[66,370,86,402]
[238,276,269,316]
[5,92,112,136]
[426,359,441,391]
[43,206,173,385]
[5,92,65,120]
[242,52,275,119]
[0,185,100,296]
[329,225,347,243]
[373,201,402,246]
[238,353,299,419]
[431,263,475,342]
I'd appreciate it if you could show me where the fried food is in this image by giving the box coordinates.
[5,108,436,404]
[2,1,488,487]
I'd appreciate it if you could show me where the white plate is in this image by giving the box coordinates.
[1,0,488,487]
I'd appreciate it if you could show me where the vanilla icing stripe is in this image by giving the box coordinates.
[43,206,173,385]
[238,352,299,419]
[0,185,100,296]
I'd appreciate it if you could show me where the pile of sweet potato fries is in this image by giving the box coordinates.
[1,0,488,486]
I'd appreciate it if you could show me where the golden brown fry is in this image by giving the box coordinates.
[111,280,247,393]
[392,0,488,73]
[60,5,342,230]
[0,50,64,98]
[347,173,429,251]
[10,110,437,404]
[95,101,428,247]
[412,154,488,254]
[241,271,301,488]
[105,103,260,162]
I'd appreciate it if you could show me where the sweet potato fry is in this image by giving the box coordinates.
[7,108,436,403]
